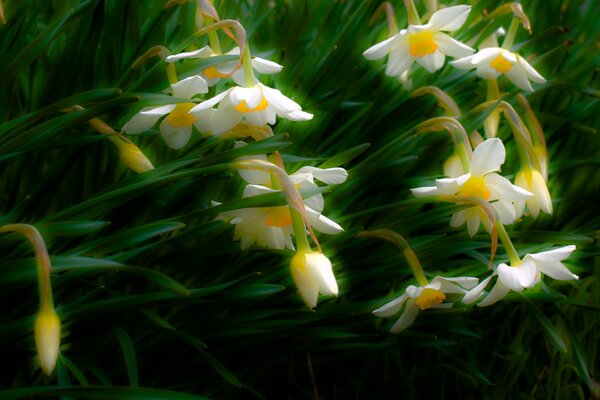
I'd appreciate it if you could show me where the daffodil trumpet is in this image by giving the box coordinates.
[0,224,61,376]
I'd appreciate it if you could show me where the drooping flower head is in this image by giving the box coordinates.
[374,276,479,333]
[218,166,347,250]
[291,251,339,309]
[363,5,474,76]
[411,138,533,236]
[463,245,578,307]
[190,82,313,136]
[514,167,552,219]
[122,75,209,149]
[451,47,546,92]
[166,45,283,87]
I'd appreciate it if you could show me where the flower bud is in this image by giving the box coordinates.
[515,167,552,219]
[290,251,338,309]
[34,308,61,375]
[117,142,155,173]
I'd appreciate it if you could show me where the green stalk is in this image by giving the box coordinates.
[502,17,520,49]
[495,221,521,266]
[204,16,222,54]
[242,44,254,87]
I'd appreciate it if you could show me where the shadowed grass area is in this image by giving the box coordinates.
[0,0,598,398]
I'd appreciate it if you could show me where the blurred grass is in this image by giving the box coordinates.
[0,0,599,398]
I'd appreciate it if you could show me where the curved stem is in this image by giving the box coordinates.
[502,17,520,49]
[496,222,521,266]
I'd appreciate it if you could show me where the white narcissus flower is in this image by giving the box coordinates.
[363,5,474,75]
[190,82,313,136]
[373,276,479,333]
[463,246,578,307]
[411,138,533,237]
[121,75,209,149]
[451,47,546,92]
[218,165,347,250]
[514,167,552,219]
[165,45,283,86]
[291,251,338,309]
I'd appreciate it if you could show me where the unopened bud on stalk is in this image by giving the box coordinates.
[114,139,155,173]
[34,308,61,376]
[290,251,338,309]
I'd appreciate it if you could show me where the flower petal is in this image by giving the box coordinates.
[373,293,409,317]
[305,207,344,235]
[389,299,420,333]
[363,35,399,60]
[230,86,263,109]
[410,186,439,197]
[434,32,474,58]
[385,45,413,76]
[485,173,533,201]
[505,63,534,92]
[427,5,471,32]
[477,279,510,307]
[517,55,546,83]
[171,75,208,98]
[190,89,231,113]
[470,138,505,176]
[122,106,170,134]
[287,110,314,121]
[527,245,576,263]
[305,252,338,296]
[165,45,214,63]
[416,52,444,73]
[462,274,494,304]
[497,260,537,291]
[294,166,348,184]
[159,119,192,149]
[252,57,284,74]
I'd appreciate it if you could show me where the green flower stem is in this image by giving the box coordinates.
[456,141,471,173]
[204,16,222,54]
[0,224,54,311]
[502,17,520,49]
[166,63,178,86]
[496,221,521,266]
[291,209,310,252]
[357,229,428,286]
[404,0,421,25]
[242,44,254,87]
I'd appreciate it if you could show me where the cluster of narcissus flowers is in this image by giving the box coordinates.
[363,1,578,333]
[119,6,341,310]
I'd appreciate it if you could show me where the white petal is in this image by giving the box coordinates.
[476,65,502,79]
[470,138,505,176]
[477,279,510,307]
[450,210,466,227]
[286,110,314,121]
[432,276,479,292]
[252,57,283,74]
[517,55,546,83]
[389,299,420,333]
[435,177,460,194]
[506,64,534,92]
[190,89,231,113]
[230,86,263,109]
[434,32,475,58]
[159,119,192,149]
[304,192,324,213]
[373,293,409,317]
[192,108,216,134]
[121,106,169,134]
[171,75,208,98]
[306,207,344,235]
[427,5,471,32]
[492,199,517,225]
[466,207,481,237]
[462,275,493,304]
[410,186,439,197]
[485,173,533,201]
[305,252,338,296]
[243,184,275,197]
[363,35,399,60]
[497,260,537,291]
[262,85,302,114]
[209,108,243,135]
[291,256,319,309]
[385,45,413,76]
[416,52,443,73]
[530,259,579,281]
[165,45,214,63]
[140,104,177,116]
[527,245,576,263]
[472,47,503,65]
[530,170,552,215]
[294,166,348,184]
[450,55,475,70]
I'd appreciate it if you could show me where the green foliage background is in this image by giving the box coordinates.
[0,0,599,398]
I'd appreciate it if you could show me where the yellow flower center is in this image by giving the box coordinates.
[407,30,438,58]
[490,54,513,74]
[265,206,292,227]
[459,176,490,199]
[234,97,269,113]
[415,288,446,310]
[166,102,197,128]
[204,66,229,79]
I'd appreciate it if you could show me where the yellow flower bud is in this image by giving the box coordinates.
[117,142,155,173]
[290,251,338,309]
[34,308,61,376]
